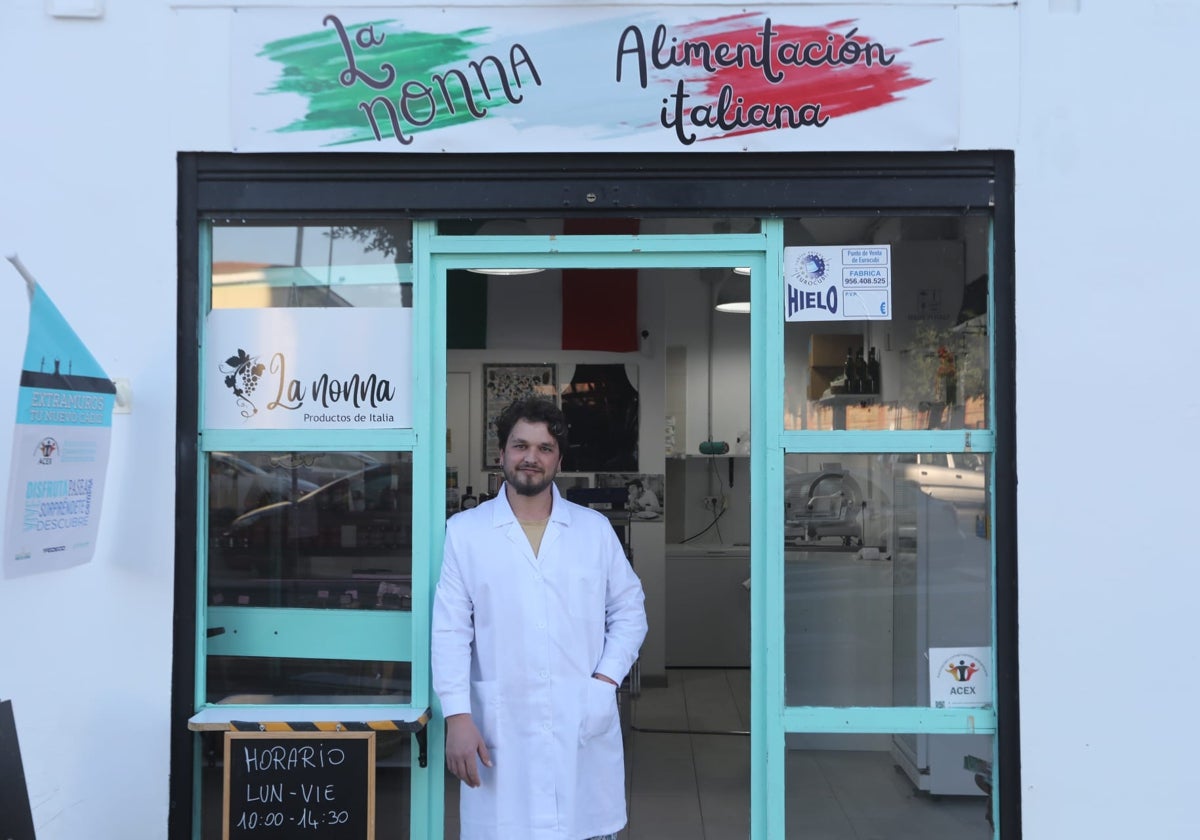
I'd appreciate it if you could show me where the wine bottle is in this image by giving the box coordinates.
[867,347,881,394]
[844,347,858,394]
[460,486,478,510]
[854,348,867,396]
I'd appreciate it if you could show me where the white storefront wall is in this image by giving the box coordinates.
[0,1,1195,837]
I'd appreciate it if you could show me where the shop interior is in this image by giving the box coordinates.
[202,215,995,838]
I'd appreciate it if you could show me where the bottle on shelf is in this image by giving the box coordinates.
[446,466,460,518]
[844,347,858,394]
[867,347,881,394]
[854,348,867,396]
[460,486,478,510]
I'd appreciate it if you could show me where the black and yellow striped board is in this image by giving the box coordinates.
[228,708,432,768]
[228,712,430,733]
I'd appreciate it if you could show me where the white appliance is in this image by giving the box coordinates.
[890,481,992,796]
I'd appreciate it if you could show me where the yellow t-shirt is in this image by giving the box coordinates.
[519,517,549,556]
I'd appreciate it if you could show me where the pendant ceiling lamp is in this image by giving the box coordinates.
[466,219,546,276]
[466,266,544,276]
[714,272,751,313]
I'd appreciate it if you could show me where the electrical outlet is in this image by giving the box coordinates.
[703,496,718,510]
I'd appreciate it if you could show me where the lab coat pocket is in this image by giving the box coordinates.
[579,676,618,744]
[568,571,605,619]
[470,679,502,749]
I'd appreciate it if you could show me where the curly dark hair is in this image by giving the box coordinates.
[495,397,568,454]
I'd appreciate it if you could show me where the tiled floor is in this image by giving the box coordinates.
[622,668,751,839]
[446,669,993,839]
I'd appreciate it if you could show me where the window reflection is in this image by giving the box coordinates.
[207,451,413,611]
[784,453,991,709]
[210,221,413,309]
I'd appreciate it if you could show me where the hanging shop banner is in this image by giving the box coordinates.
[929,647,992,710]
[784,245,891,322]
[204,308,413,430]
[4,274,116,578]
[231,7,957,153]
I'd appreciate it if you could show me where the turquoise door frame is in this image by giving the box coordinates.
[415,220,782,837]
[421,216,997,838]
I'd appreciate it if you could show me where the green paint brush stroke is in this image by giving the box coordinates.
[259,19,501,145]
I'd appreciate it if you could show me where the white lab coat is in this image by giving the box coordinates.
[432,484,647,840]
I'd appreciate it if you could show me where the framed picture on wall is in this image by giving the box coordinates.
[483,363,557,469]
[595,472,665,521]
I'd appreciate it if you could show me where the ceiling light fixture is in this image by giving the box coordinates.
[465,267,544,276]
[464,219,548,275]
[714,273,751,313]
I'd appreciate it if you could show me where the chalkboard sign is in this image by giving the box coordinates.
[223,731,375,840]
[0,700,37,840]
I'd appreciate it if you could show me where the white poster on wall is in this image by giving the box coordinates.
[929,646,991,709]
[784,245,892,322]
[203,308,412,430]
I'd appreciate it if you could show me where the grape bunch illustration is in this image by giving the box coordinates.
[220,348,267,416]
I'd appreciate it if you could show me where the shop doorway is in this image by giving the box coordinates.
[432,223,764,838]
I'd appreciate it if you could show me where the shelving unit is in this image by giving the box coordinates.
[807,333,880,410]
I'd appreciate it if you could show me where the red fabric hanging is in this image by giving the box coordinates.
[561,218,639,351]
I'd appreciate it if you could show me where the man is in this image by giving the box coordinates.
[432,398,647,840]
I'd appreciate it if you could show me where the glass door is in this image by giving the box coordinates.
[776,216,1000,839]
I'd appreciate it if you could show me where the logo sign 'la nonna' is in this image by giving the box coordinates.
[204,309,413,430]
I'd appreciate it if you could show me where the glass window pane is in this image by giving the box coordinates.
[207,451,412,610]
[210,221,413,309]
[787,732,994,837]
[205,656,411,705]
[783,216,990,430]
[784,453,992,708]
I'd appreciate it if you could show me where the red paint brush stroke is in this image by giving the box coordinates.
[662,15,938,141]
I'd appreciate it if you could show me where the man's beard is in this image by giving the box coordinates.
[503,462,555,497]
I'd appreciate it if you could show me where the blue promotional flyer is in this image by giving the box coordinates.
[4,259,114,578]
